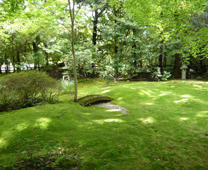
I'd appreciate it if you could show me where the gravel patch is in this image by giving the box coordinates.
[91,102,128,114]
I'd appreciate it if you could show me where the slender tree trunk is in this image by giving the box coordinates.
[173,11,181,79]
[132,28,137,70]
[200,58,206,74]
[44,43,49,65]
[12,55,15,72]
[139,60,142,68]
[159,54,163,73]
[5,53,8,74]
[173,53,180,78]
[159,40,163,73]
[32,41,38,70]
[17,49,21,72]
[33,36,40,70]
[68,0,78,102]
[91,10,98,78]
[114,7,119,77]
[92,10,98,46]
[164,52,167,68]
[11,37,15,72]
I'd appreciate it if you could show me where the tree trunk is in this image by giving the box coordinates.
[92,10,98,46]
[12,55,15,72]
[44,43,49,65]
[114,7,119,77]
[5,53,8,74]
[159,40,163,73]
[91,10,98,78]
[17,49,21,72]
[32,41,38,70]
[139,60,142,68]
[68,0,78,102]
[200,58,206,74]
[164,52,167,68]
[173,53,180,78]
[32,36,40,70]
[132,28,137,69]
[72,27,78,101]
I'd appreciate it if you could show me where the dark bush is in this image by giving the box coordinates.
[0,71,61,112]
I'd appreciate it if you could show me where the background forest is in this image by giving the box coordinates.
[1,0,208,82]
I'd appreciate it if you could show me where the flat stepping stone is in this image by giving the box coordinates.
[77,95,113,106]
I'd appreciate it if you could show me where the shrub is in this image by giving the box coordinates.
[195,76,202,80]
[0,71,61,112]
[99,65,115,84]
[60,79,74,94]
[151,67,171,81]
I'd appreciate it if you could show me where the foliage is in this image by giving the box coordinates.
[99,65,115,84]
[60,79,74,94]
[0,71,61,112]
[161,71,172,81]
[151,67,171,81]
[195,76,203,80]
[1,0,208,100]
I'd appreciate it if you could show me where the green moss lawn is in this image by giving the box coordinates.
[0,79,208,169]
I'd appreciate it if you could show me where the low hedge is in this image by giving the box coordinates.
[0,71,62,112]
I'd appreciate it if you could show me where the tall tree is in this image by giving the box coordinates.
[68,0,78,102]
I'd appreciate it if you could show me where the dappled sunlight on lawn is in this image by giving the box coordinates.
[102,90,110,94]
[140,90,151,96]
[82,112,91,115]
[0,131,12,149]
[0,121,31,149]
[138,117,156,124]
[102,86,111,89]
[196,111,208,118]
[92,118,124,124]
[174,99,188,103]
[158,91,173,96]
[141,102,154,106]
[193,84,203,90]
[0,117,52,150]
[117,97,123,101]
[173,93,206,105]
[36,118,51,129]
[181,94,192,98]
[0,138,6,148]
[192,98,207,104]
[16,122,28,131]
[139,89,155,97]
[179,117,189,121]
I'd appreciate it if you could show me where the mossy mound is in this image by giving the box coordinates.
[77,95,114,106]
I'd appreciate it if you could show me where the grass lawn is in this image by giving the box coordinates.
[0,79,208,169]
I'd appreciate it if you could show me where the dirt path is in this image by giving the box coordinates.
[91,102,128,114]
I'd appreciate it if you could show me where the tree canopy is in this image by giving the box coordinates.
[1,0,208,99]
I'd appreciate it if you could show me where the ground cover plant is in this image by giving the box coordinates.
[0,79,207,169]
